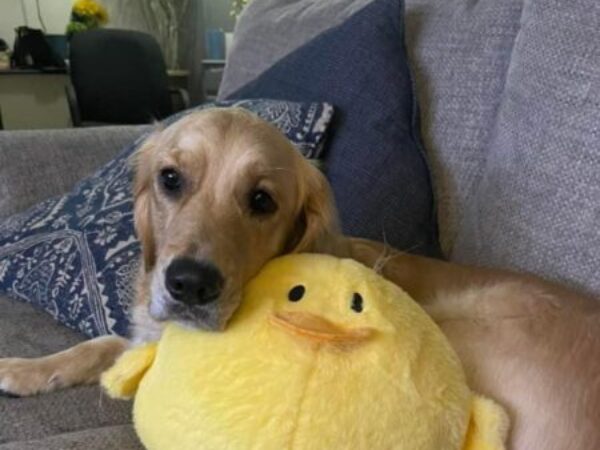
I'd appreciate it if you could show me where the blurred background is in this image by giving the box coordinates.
[0,0,237,129]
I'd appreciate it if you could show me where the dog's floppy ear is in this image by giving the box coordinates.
[286,161,341,254]
[131,131,160,272]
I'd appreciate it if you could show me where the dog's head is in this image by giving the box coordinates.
[132,108,340,329]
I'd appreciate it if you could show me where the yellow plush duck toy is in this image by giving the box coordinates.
[102,254,509,450]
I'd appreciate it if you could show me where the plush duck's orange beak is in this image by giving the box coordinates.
[269,311,374,347]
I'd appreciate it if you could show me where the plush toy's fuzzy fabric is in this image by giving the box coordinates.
[102,254,509,450]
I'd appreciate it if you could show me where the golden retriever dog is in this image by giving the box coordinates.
[1,108,599,449]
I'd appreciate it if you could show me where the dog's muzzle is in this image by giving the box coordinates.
[149,257,228,330]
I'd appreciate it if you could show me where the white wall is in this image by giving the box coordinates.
[0,0,73,47]
[0,1,159,50]
[102,0,152,33]
[203,0,235,31]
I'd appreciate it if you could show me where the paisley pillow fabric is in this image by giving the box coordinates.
[0,100,334,338]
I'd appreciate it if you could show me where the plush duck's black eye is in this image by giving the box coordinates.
[288,285,305,302]
[249,189,278,215]
[351,293,364,313]
[159,168,182,194]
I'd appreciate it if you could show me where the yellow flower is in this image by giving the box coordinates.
[97,5,108,24]
[72,0,109,24]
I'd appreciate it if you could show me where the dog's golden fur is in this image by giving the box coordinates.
[1,109,598,449]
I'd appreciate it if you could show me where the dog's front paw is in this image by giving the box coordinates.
[0,358,61,397]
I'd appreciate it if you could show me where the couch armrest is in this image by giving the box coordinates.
[0,125,150,220]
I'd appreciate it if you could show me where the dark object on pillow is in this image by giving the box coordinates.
[0,100,333,338]
[227,0,440,257]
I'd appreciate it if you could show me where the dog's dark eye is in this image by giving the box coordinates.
[288,285,305,302]
[249,189,278,215]
[159,168,182,194]
[351,292,364,313]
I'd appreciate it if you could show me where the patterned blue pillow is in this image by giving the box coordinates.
[0,100,334,338]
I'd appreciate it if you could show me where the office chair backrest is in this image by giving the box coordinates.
[69,29,172,124]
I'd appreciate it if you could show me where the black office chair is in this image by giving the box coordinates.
[67,29,189,126]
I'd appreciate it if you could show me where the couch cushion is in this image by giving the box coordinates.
[452,0,600,297]
[0,294,87,359]
[0,100,334,338]
[226,0,440,257]
[0,126,149,221]
[403,0,523,253]
[0,386,133,446]
[0,426,141,450]
[0,296,133,446]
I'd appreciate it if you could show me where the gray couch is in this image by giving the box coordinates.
[2,0,599,448]
[0,128,146,449]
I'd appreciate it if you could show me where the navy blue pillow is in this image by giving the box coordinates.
[0,100,334,338]
[228,0,440,256]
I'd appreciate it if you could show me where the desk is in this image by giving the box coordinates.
[0,69,71,130]
[0,69,190,130]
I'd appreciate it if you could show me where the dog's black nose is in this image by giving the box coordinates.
[165,258,224,306]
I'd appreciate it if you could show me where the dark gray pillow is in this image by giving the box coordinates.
[227,0,440,257]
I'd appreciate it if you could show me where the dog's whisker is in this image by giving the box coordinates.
[372,224,394,274]
[373,250,397,274]
[371,222,423,274]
